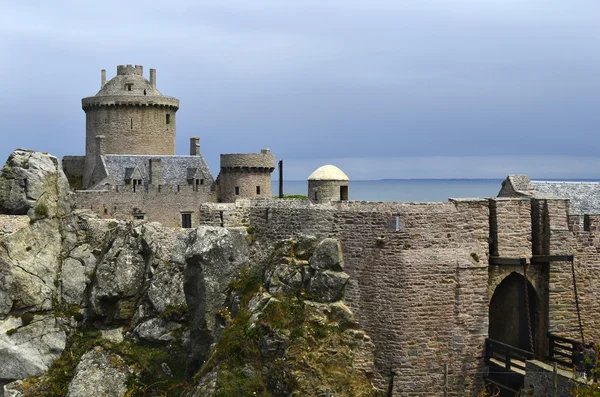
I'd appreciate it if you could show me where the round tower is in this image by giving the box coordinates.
[308,165,349,203]
[219,149,276,203]
[82,65,179,187]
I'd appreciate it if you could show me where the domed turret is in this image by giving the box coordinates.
[308,165,349,202]
[82,65,179,187]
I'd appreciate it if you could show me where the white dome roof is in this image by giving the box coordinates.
[307,165,349,181]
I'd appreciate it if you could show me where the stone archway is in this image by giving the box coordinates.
[489,272,538,352]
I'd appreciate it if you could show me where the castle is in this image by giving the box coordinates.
[54,65,600,395]
[63,65,285,226]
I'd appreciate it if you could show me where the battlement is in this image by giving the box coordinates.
[117,65,143,76]
[220,150,276,171]
[82,95,179,110]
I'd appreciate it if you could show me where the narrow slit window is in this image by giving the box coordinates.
[314,191,318,200]
[130,118,133,129]
[235,186,240,195]
[166,114,171,125]
[395,216,400,231]
[256,186,261,195]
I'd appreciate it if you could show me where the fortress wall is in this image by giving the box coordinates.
[75,185,217,227]
[202,199,491,395]
[545,200,600,343]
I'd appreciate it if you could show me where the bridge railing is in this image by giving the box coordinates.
[548,332,580,368]
[484,338,534,372]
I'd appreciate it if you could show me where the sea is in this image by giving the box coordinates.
[273,179,505,202]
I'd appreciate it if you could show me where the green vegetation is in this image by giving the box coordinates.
[18,328,192,397]
[21,312,34,326]
[198,260,380,396]
[470,252,480,263]
[273,194,308,199]
[6,328,18,336]
[34,203,49,217]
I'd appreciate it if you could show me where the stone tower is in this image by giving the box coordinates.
[308,165,349,203]
[81,65,180,187]
[219,149,276,202]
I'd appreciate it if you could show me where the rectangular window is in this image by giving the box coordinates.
[235,186,240,195]
[166,114,171,125]
[256,186,261,195]
[200,179,204,185]
[314,191,318,200]
[134,214,145,220]
[125,83,133,91]
[181,213,192,228]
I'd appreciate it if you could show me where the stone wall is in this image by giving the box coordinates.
[75,184,217,227]
[218,169,273,203]
[307,179,348,202]
[200,198,491,395]
[85,105,177,158]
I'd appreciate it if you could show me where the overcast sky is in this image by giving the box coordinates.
[1,0,600,179]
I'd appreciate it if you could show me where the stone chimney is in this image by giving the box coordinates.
[261,148,270,154]
[101,69,106,87]
[190,137,200,156]
[95,135,106,157]
[149,159,162,185]
[150,69,156,88]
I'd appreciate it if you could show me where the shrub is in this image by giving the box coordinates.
[21,312,34,326]
[34,203,49,217]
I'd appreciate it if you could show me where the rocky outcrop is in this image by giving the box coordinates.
[0,314,67,381]
[0,149,72,218]
[179,226,249,368]
[191,235,379,396]
[66,346,132,397]
[0,150,377,396]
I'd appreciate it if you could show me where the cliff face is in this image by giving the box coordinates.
[0,150,378,397]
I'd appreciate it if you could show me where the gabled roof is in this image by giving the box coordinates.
[89,154,214,189]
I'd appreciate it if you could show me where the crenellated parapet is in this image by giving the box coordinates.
[82,96,179,110]
[220,149,276,172]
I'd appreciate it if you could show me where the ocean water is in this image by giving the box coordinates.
[273,179,505,202]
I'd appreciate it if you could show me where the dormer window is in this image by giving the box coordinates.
[125,83,133,91]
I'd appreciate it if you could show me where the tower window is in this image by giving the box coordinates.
[235,186,240,195]
[166,114,171,125]
[125,83,133,91]
[256,186,261,195]
[314,191,318,200]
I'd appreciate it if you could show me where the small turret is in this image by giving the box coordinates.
[218,149,276,202]
[308,165,349,203]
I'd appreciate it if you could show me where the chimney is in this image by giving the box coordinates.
[261,148,270,154]
[190,137,200,156]
[95,135,106,157]
[149,159,163,185]
[150,68,156,88]
[101,69,106,87]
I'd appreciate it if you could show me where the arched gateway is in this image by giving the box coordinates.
[489,272,538,353]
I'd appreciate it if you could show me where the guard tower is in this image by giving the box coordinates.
[81,65,180,187]
[308,165,349,203]
[218,149,276,202]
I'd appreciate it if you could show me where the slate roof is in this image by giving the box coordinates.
[91,155,214,188]
[530,181,600,215]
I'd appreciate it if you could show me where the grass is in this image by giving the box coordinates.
[17,328,192,397]
[34,203,49,217]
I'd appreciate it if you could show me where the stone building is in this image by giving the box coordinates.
[307,164,349,202]
[217,149,276,203]
[64,65,275,226]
